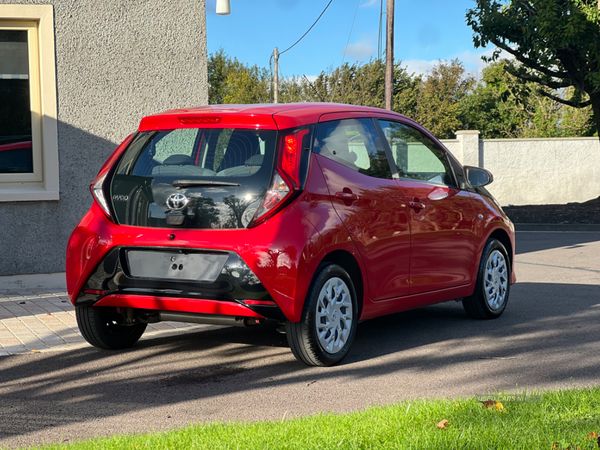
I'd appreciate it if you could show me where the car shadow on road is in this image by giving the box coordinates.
[1,280,599,446]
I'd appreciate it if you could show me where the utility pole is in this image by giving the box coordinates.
[385,0,394,111]
[273,47,279,104]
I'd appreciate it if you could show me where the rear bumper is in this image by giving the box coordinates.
[95,294,266,318]
[74,245,284,320]
[66,201,327,322]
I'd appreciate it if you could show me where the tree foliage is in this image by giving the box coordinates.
[467,0,600,136]
[414,59,475,139]
[207,48,596,139]
[302,60,421,117]
[208,49,270,104]
[460,60,595,138]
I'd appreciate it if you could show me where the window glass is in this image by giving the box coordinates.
[152,128,199,163]
[0,7,59,201]
[0,29,32,173]
[313,118,392,179]
[115,128,276,179]
[378,120,455,186]
[110,129,278,229]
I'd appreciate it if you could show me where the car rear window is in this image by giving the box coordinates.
[108,128,277,229]
[116,128,276,178]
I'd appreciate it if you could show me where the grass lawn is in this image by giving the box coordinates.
[27,387,600,450]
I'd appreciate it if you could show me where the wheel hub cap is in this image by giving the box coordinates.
[315,277,353,354]
[484,250,508,311]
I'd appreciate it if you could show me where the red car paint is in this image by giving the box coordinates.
[66,103,516,361]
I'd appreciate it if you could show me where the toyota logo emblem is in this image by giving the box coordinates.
[166,193,189,211]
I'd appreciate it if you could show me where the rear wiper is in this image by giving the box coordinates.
[172,180,241,188]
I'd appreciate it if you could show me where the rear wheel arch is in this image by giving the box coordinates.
[319,250,365,319]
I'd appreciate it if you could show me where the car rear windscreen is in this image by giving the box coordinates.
[109,128,277,229]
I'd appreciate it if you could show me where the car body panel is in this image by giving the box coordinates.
[316,154,411,299]
[397,180,478,294]
[66,103,516,355]
[94,294,266,317]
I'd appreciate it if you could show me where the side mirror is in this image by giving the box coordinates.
[464,166,493,187]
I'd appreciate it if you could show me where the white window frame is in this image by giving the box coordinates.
[0,5,58,201]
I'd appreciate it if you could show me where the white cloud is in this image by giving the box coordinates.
[402,48,511,79]
[361,0,378,7]
[403,59,437,77]
[345,35,376,61]
[304,75,319,83]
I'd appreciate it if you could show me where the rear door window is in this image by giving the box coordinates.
[313,118,392,179]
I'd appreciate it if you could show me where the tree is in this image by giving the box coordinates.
[460,60,594,138]
[460,60,596,138]
[222,68,270,104]
[460,61,526,138]
[303,60,421,116]
[467,0,600,137]
[207,49,235,105]
[208,49,270,104]
[278,76,312,103]
[414,59,475,139]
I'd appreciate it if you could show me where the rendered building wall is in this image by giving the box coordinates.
[0,0,208,276]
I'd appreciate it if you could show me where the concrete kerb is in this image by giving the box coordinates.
[514,223,600,232]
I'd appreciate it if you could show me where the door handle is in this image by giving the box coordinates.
[408,200,426,210]
[335,192,359,202]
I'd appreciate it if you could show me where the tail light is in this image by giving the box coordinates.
[90,134,134,219]
[91,171,111,217]
[253,171,290,221]
[248,127,311,227]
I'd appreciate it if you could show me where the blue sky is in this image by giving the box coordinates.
[206,0,496,79]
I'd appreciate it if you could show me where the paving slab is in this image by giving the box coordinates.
[0,289,215,355]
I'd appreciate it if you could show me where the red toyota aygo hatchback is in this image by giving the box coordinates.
[67,103,516,366]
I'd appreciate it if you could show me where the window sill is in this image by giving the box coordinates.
[0,187,59,202]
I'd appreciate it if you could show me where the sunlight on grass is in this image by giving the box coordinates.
[31,387,600,450]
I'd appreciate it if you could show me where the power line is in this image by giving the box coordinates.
[340,0,361,68]
[279,0,334,56]
[330,0,361,102]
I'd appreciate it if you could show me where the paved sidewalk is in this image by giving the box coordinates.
[0,288,210,356]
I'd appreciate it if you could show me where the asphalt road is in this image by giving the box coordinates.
[1,232,599,448]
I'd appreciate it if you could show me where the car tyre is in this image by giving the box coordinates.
[463,238,510,320]
[286,263,358,366]
[76,306,147,350]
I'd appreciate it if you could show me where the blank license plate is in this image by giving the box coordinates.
[126,250,228,282]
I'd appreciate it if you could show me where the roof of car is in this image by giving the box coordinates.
[138,102,409,131]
